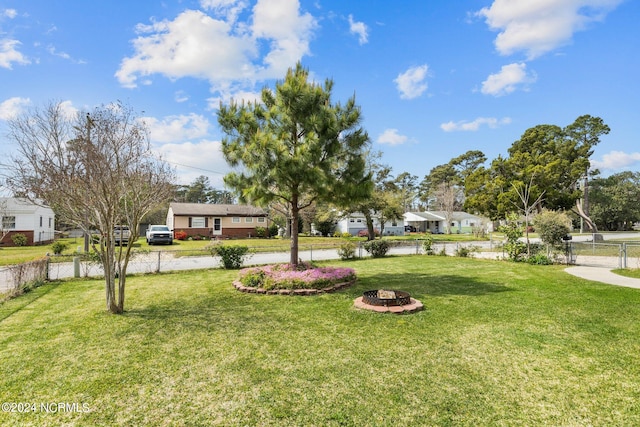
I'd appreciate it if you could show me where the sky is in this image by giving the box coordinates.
[0,0,638,190]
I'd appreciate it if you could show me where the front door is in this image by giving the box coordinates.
[212,218,222,236]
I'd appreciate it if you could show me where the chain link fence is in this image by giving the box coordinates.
[0,257,49,297]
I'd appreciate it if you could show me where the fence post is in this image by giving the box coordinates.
[622,243,627,269]
[73,256,80,278]
[156,251,161,273]
[310,245,313,262]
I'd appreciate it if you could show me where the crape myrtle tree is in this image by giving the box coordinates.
[218,63,373,266]
[7,101,175,314]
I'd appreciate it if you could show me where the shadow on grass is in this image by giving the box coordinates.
[348,272,513,298]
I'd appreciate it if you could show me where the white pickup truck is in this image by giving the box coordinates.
[114,226,131,246]
[146,225,173,245]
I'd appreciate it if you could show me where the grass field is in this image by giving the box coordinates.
[2,256,640,426]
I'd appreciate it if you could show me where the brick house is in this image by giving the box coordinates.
[166,203,269,239]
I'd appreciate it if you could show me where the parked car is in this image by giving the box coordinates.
[146,225,173,245]
[404,225,416,233]
[114,226,131,246]
[357,228,380,238]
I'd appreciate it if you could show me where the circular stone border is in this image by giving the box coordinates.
[233,279,356,296]
[353,296,424,314]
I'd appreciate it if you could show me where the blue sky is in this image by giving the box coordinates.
[1,0,638,189]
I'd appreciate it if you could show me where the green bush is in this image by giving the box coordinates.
[11,233,28,247]
[50,241,68,255]
[526,253,553,265]
[210,245,250,269]
[363,240,390,258]
[534,210,572,250]
[422,235,434,255]
[337,241,357,260]
[255,226,267,238]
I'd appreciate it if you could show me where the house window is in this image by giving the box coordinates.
[191,217,206,228]
[356,219,362,223]
[392,221,397,226]
[40,216,43,227]
[257,217,265,223]
[349,219,355,223]
[245,217,253,223]
[49,217,53,228]
[232,217,240,223]
[2,216,15,230]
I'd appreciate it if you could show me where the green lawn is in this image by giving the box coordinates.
[2,256,640,426]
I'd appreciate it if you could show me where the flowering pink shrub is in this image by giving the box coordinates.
[239,262,356,290]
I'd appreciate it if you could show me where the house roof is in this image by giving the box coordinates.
[404,212,445,222]
[0,197,53,214]
[404,211,482,222]
[168,203,267,217]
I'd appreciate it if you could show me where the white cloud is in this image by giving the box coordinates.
[3,9,18,19]
[144,113,211,144]
[348,14,368,45]
[199,0,249,23]
[116,0,317,97]
[394,64,429,100]
[174,90,189,103]
[155,139,230,187]
[377,128,408,146]
[591,151,640,171]
[0,38,30,69]
[207,89,263,110]
[481,62,536,96]
[58,100,79,119]
[46,45,86,64]
[476,0,623,59]
[441,117,511,132]
[0,97,31,120]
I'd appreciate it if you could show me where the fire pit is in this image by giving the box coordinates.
[354,289,423,314]
[362,289,411,306]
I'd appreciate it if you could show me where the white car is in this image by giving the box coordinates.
[146,225,173,245]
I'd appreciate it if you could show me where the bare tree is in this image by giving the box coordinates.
[6,101,175,314]
[511,175,545,255]
[433,182,462,234]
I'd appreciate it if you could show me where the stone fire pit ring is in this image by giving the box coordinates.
[354,289,424,314]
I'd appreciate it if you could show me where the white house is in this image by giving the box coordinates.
[0,198,56,246]
[335,212,404,237]
[404,211,488,234]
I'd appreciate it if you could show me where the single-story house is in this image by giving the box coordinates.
[0,197,56,246]
[166,202,269,239]
[335,212,404,236]
[404,211,489,234]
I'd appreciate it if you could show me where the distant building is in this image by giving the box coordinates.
[335,212,404,236]
[0,198,56,246]
[166,203,269,239]
[403,211,488,234]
